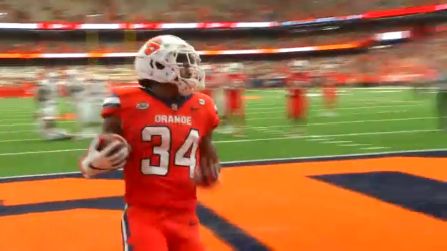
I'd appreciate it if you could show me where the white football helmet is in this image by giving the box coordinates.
[135,35,205,96]
[225,63,244,73]
[66,69,78,77]
[289,60,308,72]
[47,71,59,80]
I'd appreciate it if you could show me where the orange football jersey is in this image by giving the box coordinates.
[225,88,244,115]
[102,86,219,210]
[287,87,307,119]
[287,72,310,86]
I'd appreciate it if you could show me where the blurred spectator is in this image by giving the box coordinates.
[0,30,374,54]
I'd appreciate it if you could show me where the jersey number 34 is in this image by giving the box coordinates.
[141,126,199,178]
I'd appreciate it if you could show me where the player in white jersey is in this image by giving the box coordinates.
[65,69,84,103]
[75,73,110,137]
[35,71,72,140]
[202,64,226,118]
[222,62,246,136]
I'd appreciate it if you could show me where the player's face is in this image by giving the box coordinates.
[179,65,192,78]
[177,53,196,79]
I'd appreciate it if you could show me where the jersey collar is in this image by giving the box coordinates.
[140,87,192,110]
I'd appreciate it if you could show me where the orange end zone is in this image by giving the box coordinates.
[0,209,232,251]
[0,209,122,251]
[0,156,446,251]
[198,157,447,251]
[0,178,123,206]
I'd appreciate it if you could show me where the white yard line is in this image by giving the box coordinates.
[305,138,330,142]
[0,130,34,134]
[0,121,75,127]
[346,110,409,115]
[0,138,41,143]
[340,143,370,147]
[0,111,34,114]
[368,90,405,93]
[0,114,36,119]
[0,117,438,143]
[361,146,390,150]
[248,116,436,126]
[261,129,285,134]
[0,148,85,156]
[246,103,422,112]
[318,140,353,144]
[248,99,419,107]
[308,116,436,126]
[215,128,439,144]
[304,137,381,149]
[0,128,440,155]
[0,118,33,122]
[247,108,412,116]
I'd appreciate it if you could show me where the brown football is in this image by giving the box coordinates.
[96,134,127,156]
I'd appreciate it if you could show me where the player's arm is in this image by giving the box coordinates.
[196,132,220,186]
[79,95,129,178]
[196,98,221,186]
[103,115,123,135]
[33,87,44,119]
[200,133,219,169]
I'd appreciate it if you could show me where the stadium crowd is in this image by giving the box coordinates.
[0,32,371,53]
[0,0,445,88]
[0,0,443,22]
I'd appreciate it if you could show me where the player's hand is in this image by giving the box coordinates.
[80,134,129,178]
[194,156,220,187]
[194,139,220,187]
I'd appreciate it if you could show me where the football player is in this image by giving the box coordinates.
[286,60,310,134]
[35,71,71,140]
[65,68,84,103]
[321,63,338,117]
[75,73,109,138]
[223,63,246,136]
[201,64,226,123]
[79,35,220,251]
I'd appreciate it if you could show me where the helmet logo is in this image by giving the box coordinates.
[144,41,161,56]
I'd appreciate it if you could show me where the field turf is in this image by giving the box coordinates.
[0,87,445,178]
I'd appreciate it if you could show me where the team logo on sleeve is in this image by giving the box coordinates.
[199,99,205,105]
[136,102,149,110]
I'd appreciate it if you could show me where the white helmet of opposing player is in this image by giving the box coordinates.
[135,35,205,96]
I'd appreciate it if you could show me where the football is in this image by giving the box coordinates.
[96,133,128,156]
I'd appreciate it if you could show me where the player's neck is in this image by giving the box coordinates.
[148,83,180,100]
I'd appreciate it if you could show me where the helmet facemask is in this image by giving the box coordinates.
[171,50,205,95]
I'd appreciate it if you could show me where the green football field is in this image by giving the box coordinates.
[0,87,445,178]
